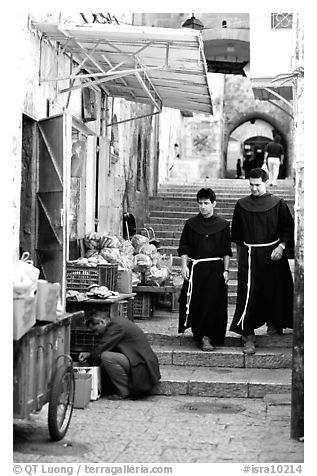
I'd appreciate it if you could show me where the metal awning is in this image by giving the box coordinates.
[251,76,293,103]
[32,21,213,115]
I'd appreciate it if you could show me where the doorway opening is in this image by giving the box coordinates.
[243,135,270,178]
[20,114,37,262]
[226,117,288,179]
[243,135,287,179]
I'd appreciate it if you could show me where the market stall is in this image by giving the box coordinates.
[65,231,179,320]
[13,253,84,440]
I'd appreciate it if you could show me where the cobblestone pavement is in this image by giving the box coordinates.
[13,394,303,464]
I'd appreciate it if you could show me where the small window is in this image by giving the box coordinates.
[271,13,293,29]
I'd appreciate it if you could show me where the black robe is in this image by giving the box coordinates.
[178,213,232,345]
[229,193,294,335]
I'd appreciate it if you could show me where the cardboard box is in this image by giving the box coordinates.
[36,280,60,322]
[13,295,36,341]
[117,269,132,293]
[74,365,102,400]
[74,373,92,409]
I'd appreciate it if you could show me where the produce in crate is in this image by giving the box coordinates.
[72,232,171,287]
[83,232,134,269]
[131,234,148,253]
[86,285,118,299]
[144,266,169,286]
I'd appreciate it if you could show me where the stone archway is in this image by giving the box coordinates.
[224,112,291,178]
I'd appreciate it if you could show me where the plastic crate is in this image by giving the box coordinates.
[71,328,102,352]
[66,263,118,292]
[132,293,152,319]
[70,301,129,352]
[70,300,128,324]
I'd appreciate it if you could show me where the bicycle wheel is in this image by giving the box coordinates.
[48,363,75,441]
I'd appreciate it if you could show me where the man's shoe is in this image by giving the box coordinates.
[201,336,214,351]
[267,324,283,336]
[242,335,255,354]
[105,394,129,401]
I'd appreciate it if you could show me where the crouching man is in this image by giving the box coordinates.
[78,315,161,400]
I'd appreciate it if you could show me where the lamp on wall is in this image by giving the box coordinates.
[182,13,204,31]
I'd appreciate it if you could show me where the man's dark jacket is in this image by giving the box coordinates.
[89,316,161,395]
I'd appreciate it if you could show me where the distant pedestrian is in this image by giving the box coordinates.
[178,188,232,351]
[242,156,254,179]
[236,158,243,178]
[78,315,161,399]
[263,134,284,186]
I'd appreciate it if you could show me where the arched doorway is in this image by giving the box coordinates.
[225,114,288,179]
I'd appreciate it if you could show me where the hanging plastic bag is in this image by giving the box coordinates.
[13,252,40,299]
[261,163,268,173]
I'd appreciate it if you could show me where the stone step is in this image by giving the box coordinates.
[136,311,293,349]
[153,345,292,369]
[156,197,294,206]
[154,235,239,248]
[149,200,295,215]
[153,365,291,398]
[159,178,294,190]
[157,190,295,198]
[160,178,294,188]
[163,278,238,293]
[170,266,239,280]
[145,329,293,348]
[156,190,295,197]
[150,198,240,207]
[149,211,234,219]
[152,193,295,200]
[159,179,294,187]
[148,212,233,222]
[148,219,233,231]
[159,249,239,270]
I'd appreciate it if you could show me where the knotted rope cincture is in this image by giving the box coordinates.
[184,257,223,328]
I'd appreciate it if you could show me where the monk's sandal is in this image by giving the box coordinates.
[242,335,255,354]
[201,336,214,351]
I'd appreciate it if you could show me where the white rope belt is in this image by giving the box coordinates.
[185,257,223,327]
[237,238,280,330]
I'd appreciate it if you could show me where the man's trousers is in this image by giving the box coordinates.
[100,351,130,397]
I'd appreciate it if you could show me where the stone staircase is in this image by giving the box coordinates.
[147,178,295,303]
[137,178,295,398]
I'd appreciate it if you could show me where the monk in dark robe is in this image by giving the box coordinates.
[178,188,232,351]
[229,168,294,354]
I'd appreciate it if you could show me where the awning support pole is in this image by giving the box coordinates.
[58,66,163,93]
[106,110,161,127]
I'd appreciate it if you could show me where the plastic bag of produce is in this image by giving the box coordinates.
[131,234,149,253]
[84,232,102,250]
[13,252,40,299]
[144,265,169,286]
[138,243,157,258]
[134,253,152,270]
[100,248,121,263]
[157,253,173,271]
[100,234,121,249]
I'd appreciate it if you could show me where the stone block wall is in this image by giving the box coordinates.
[224,75,294,177]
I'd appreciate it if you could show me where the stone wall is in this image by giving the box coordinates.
[13,14,160,259]
[223,75,294,177]
[133,13,249,29]
[132,13,294,181]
